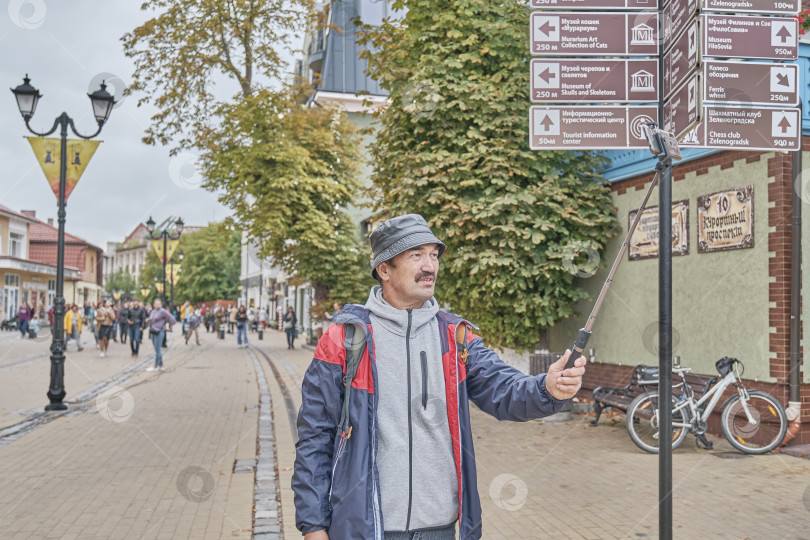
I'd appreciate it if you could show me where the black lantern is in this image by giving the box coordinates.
[146,216,155,233]
[87,81,115,125]
[174,217,184,235]
[10,75,42,121]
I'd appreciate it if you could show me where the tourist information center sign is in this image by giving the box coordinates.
[529,105,658,150]
[530,12,659,56]
[530,58,659,103]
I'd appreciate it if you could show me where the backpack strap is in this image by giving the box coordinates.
[337,323,367,457]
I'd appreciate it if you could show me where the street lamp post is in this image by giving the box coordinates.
[145,216,183,311]
[11,75,115,411]
[169,250,183,312]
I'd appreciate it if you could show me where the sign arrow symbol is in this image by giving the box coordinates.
[776,72,790,86]
[538,20,556,36]
[776,25,792,43]
[539,114,555,131]
[538,67,555,84]
[778,115,792,133]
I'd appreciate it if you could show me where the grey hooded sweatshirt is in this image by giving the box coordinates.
[364,286,459,532]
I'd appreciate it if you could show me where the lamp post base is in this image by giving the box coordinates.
[45,400,68,411]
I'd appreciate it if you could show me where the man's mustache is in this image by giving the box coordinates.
[415,272,435,282]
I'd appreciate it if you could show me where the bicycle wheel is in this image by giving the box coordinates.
[626,391,689,454]
[721,390,787,454]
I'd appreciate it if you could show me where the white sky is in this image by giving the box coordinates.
[0,0,295,250]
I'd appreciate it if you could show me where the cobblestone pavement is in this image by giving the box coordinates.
[2,327,810,539]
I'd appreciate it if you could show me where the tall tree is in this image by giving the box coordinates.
[122,0,310,151]
[123,0,372,305]
[173,223,241,303]
[202,90,375,305]
[359,0,617,351]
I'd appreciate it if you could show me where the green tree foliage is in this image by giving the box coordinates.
[173,223,241,304]
[105,269,138,296]
[122,0,311,151]
[359,0,617,350]
[201,90,375,305]
[123,0,372,306]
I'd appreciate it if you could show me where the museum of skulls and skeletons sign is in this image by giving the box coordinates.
[697,186,754,253]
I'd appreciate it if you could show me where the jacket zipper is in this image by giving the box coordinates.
[404,309,414,531]
[421,351,428,409]
[455,325,464,533]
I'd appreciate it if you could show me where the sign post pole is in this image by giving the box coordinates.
[656,0,673,533]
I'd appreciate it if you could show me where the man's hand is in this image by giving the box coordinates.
[545,350,586,401]
[304,531,328,540]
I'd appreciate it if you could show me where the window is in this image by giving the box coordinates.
[4,273,20,321]
[9,233,23,258]
[48,279,56,309]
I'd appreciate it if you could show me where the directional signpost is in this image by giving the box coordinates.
[530,12,659,56]
[702,15,798,60]
[531,58,659,103]
[530,0,801,536]
[529,105,658,149]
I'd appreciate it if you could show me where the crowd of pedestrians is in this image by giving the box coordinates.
[10,296,311,361]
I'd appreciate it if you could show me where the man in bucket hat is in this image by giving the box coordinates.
[293,214,586,540]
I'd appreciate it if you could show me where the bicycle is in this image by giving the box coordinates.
[625,357,788,455]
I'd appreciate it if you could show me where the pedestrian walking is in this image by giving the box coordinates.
[205,308,215,333]
[119,302,130,344]
[185,307,202,346]
[292,214,586,540]
[128,300,147,357]
[95,300,115,358]
[17,302,32,339]
[228,306,237,333]
[146,299,176,372]
[235,305,249,348]
[258,306,268,329]
[63,304,84,351]
[283,306,296,349]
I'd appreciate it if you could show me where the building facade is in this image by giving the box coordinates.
[0,205,79,322]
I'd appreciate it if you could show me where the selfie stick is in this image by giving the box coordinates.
[564,124,681,370]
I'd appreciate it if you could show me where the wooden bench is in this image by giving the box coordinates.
[590,364,659,425]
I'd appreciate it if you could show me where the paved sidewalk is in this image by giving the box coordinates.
[0,331,261,539]
[0,327,147,428]
[2,325,809,539]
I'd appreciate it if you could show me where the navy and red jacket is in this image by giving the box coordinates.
[292,304,569,539]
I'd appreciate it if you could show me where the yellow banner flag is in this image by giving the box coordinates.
[140,288,151,298]
[168,264,182,286]
[150,238,180,264]
[166,239,180,263]
[26,137,100,202]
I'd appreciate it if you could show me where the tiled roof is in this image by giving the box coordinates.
[0,204,38,224]
[28,243,84,271]
[28,220,103,252]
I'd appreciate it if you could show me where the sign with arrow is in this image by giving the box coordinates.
[663,0,699,51]
[530,0,658,9]
[531,58,659,103]
[529,105,658,150]
[531,12,659,56]
[702,14,798,60]
[702,0,799,15]
[703,60,798,107]
[663,18,700,98]
[664,73,702,139]
[679,106,800,151]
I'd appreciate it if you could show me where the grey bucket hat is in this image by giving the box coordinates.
[369,214,446,279]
